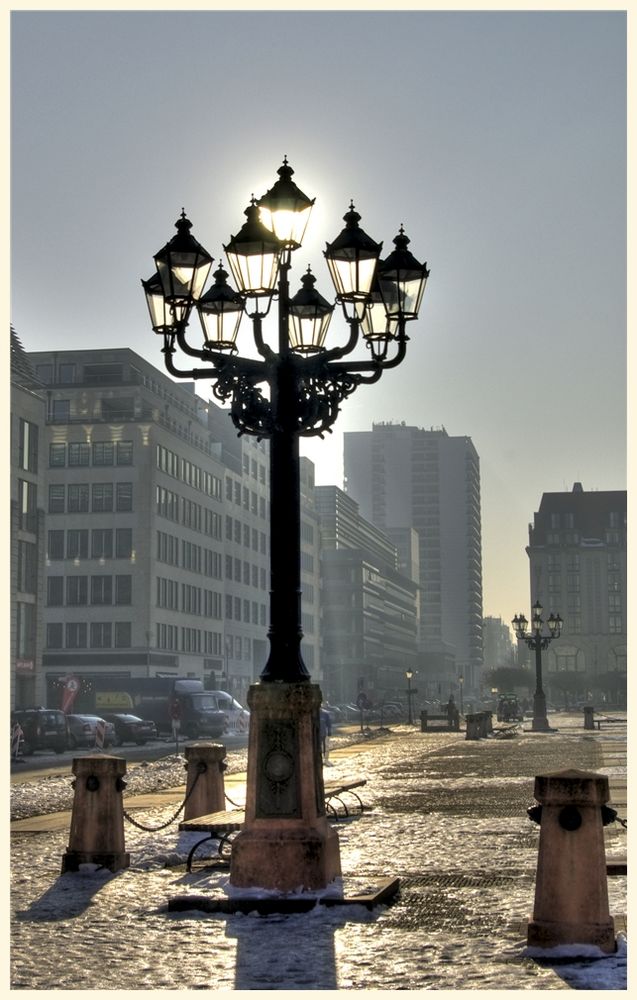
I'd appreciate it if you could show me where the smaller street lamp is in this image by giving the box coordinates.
[512,601,563,732]
[405,670,416,725]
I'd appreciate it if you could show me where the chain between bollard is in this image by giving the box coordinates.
[122,762,204,833]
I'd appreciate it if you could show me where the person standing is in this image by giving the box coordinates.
[320,707,332,765]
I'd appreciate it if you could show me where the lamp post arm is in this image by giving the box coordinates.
[320,315,362,363]
[162,333,267,384]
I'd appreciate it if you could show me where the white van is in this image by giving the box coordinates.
[208,691,250,733]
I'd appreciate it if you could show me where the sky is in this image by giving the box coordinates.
[10,8,627,632]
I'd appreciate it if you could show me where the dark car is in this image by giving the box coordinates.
[66,714,116,749]
[102,713,158,746]
[11,708,69,755]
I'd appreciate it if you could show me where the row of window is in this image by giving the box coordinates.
[545,531,623,546]
[224,595,267,626]
[50,440,133,467]
[156,486,223,539]
[46,621,131,649]
[547,554,622,572]
[48,528,133,561]
[549,511,625,530]
[47,575,132,606]
[156,445,223,500]
[156,531,223,579]
[157,622,252,660]
[224,515,268,554]
[224,474,268,515]
[225,556,267,590]
[156,578,224,618]
[49,482,133,514]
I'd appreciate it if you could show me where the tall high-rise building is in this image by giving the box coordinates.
[525,482,627,706]
[344,422,483,695]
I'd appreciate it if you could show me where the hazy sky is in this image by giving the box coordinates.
[10,9,627,632]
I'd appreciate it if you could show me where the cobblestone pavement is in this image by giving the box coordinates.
[10,713,627,990]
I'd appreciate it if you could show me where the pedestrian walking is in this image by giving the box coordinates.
[319,707,332,765]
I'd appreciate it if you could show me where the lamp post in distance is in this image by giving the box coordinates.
[512,601,562,732]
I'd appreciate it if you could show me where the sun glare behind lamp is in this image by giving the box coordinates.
[377,226,429,321]
[288,267,334,353]
[153,211,214,306]
[324,203,382,320]
[223,199,283,306]
[257,157,315,250]
[197,262,245,352]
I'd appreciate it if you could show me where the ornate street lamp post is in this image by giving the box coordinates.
[405,670,415,725]
[142,158,429,891]
[512,602,563,732]
[458,674,464,715]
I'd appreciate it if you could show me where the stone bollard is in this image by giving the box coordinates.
[484,711,493,735]
[420,710,428,732]
[465,713,480,740]
[61,755,129,873]
[183,742,227,821]
[527,768,616,952]
[477,712,490,738]
[583,705,595,730]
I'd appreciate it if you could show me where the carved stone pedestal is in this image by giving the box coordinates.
[229,682,341,891]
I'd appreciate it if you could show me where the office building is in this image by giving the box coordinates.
[20,346,321,709]
[526,482,627,706]
[315,485,419,704]
[344,422,483,696]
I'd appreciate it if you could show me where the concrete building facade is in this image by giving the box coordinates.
[344,422,483,697]
[315,485,419,705]
[20,346,321,710]
[525,482,627,707]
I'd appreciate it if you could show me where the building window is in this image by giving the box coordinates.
[116,482,133,511]
[115,575,132,605]
[547,573,561,594]
[608,573,621,592]
[58,363,75,382]
[67,529,89,560]
[51,399,70,422]
[92,528,113,559]
[16,419,38,472]
[115,528,132,559]
[67,575,88,605]
[91,575,113,605]
[48,530,65,561]
[92,483,113,512]
[567,614,581,634]
[608,594,622,613]
[47,484,64,515]
[65,622,87,649]
[608,553,620,571]
[92,441,114,465]
[46,623,63,649]
[90,622,112,648]
[116,441,133,465]
[49,443,66,467]
[68,442,90,467]
[114,622,132,648]
[68,483,89,512]
[16,602,36,658]
[47,576,64,606]
[566,574,580,592]
[609,614,623,635]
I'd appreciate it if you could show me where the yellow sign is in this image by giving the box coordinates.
[95,691,134,709]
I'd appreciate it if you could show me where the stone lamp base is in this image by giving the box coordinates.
[229,681,342,892]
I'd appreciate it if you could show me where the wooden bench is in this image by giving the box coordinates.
[420,713,458,732]
[179,779,368,871]
[323,778,368,817]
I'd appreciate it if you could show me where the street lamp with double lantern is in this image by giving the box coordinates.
[142,157,429,891]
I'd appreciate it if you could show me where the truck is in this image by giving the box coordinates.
[90,677,228,738]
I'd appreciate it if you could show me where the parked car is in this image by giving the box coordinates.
[102,713,158,746]
[10,708,69,755]
[66,714,116,749]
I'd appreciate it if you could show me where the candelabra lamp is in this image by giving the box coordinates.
[142,158,429,890]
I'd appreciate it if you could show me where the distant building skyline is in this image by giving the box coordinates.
[343,422,483,695]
